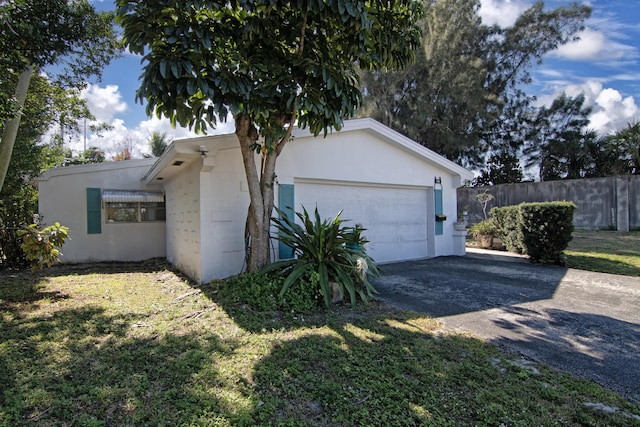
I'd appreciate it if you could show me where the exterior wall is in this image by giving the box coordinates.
[186,127,469,282]
[458,175,640,230]
[37,120,472,282]
[37,159,166,263]
[198,148,250,281]
[630,176,640,229]
[165,158,202,281]
[276,129,463,258]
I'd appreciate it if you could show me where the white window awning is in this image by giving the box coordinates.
[102,190,164,203]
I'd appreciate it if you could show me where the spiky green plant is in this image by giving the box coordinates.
[265,207,378,307]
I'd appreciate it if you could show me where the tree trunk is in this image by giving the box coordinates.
[235,114,271,271]
[234,113,293,272]
[0,65,33,193]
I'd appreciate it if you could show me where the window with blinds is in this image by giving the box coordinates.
[102,190,166,223]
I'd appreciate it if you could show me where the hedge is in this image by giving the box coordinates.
[490,205,523,254]
[491,201,576,264]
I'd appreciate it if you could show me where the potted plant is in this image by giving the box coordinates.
[454,209,469,230]
[470,219,497,248]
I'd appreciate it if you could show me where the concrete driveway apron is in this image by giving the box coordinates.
[371,250,640,403]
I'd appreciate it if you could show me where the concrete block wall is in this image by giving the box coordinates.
[458,175,640,231]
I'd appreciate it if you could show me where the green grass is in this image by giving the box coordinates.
[1,259,639,426]
[564,230,640,276]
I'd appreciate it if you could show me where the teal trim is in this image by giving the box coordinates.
[278,184,295,259]
[86,188,102,234]
[435,188,443,235]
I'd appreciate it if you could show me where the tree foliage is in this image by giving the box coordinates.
[0,0,120,91]
[605,121,640,175]
[360,0,591,167]
[0,0,120,193]
[148,131,170,157]
[473,152,524,186]
[524,93,592,181]
[0,73,100,269]
[17,221,70,273]
[523,96,640,181]
[117,0,423,271]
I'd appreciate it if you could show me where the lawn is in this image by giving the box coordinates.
[564,230,640,276]
[1,259,639,426]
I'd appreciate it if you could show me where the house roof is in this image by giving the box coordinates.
[142,118,474,186]
[37,158,157,182]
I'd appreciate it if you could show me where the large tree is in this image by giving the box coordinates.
[0,72,94,268]
[606,121,640,175]
[360,0,591,167]
[116,0,423,271]
[0,0,120,192]
[524,93,593,181]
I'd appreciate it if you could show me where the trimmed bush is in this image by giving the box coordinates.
[491,205,524,254]
[519,202,576,264]
[491,202,575,264]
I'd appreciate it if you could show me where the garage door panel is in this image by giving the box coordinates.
[371,241,428,262]
[295,182,428,263]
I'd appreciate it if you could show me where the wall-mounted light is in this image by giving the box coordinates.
[199,145,209,158]
[434,177,442,184]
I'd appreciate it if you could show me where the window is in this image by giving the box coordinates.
[102,190,165,223]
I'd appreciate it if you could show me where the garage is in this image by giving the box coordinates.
[294,179,430,263]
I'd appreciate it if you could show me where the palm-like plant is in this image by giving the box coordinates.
[265,207,378,308]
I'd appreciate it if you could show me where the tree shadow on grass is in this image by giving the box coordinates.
[250,311,640,426]
[0,303,253,426]
[4,259,638,425]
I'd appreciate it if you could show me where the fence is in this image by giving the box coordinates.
[457,175,640,231]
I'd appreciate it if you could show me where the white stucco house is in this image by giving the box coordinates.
[37,118,474,283]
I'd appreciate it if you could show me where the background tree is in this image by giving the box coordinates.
[359,0,591,168]
[117,0,423,271]
[113,137,135,161]
[81,146,106,164]
[524,93,592,181]
[148,131,170,157]
[473,152,524,186]
[0,74,94,268]
[59,146,107,166]
[605,121,640,175]
[0,0,120,192]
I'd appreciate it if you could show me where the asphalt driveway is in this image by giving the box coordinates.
[371,250,640,403]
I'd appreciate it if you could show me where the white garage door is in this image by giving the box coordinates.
[295,181,428,263]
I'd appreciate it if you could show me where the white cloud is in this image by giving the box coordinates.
[81,84,127,123]
[551,27,634,62]
[591,88,639,134]
[479,0,531,27]
[66,84,237,159]
[536,80,640,136]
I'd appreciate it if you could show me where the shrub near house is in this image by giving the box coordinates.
[265,207,379,308]
[492,201,576,264]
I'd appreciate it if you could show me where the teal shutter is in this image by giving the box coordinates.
[278,184,295,259]
[435,189,443,235]
[86,188,102,234]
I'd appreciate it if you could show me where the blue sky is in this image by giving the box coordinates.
[78,0,640,158]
